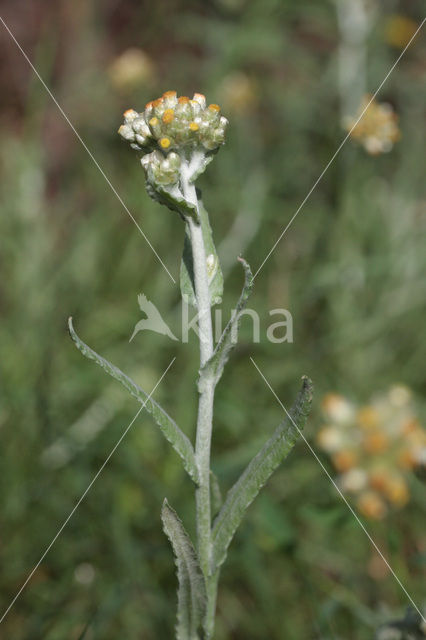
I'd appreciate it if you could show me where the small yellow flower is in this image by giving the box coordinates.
[159,137,171,149]
[357,406,380,430]
[402,417,420,435]
[397,448,416,470]
[220,72,258,113]
[384,15,418,49]
[383,475,409,507]
[332,450,358,473]
[344,95,400,155]
[357,491,387,520]
[163,90,177,99]
[108,48,154,91]
[162,109,175,124]
[363,430,389,454]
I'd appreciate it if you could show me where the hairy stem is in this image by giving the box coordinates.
[181,164,217,635]
[205,569,220,636]
[335,0,371,117]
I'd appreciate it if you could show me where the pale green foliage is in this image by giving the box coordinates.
[200,257,253,387]
[68,318,199,484]
[211,376,313,571]
[161,500,207,640]
[146,181,199,222]
[180,199,223,307]
[209,471,223,518]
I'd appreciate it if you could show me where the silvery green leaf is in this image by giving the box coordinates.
[161,500,207,640]
[188,150,217,184]
[180,199,223,308]
[146,181,199,223]
[180,226,197,307]
[68,318,199,485]
[211,376,313,572]
[210,471,223,518]
[201,257,253,386]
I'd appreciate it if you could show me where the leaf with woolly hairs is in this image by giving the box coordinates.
[68,318,199,485]
[200,257,253,388]
[211,377,313,572]
[162,500,207,640]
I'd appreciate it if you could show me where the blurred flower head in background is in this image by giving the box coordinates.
[219,71,258,114]
[108,48,155,93]
[344,95,401,155]
[317,386,425,520]
[384,14,419,49]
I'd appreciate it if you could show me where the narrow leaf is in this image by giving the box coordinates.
[211,376,313,572]
[210,471,223,518]
[201,257,253,386]
[146,181,199,222]
[161,500,207,640]
[68,318,199,485]
[180,198,223,308]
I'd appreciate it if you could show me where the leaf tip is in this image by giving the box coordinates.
[68,316,77,341]
[301,375,314,399]
[237,255,252,274]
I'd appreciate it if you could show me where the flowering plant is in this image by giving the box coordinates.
[344,94,401,155]
[69,91,313,639]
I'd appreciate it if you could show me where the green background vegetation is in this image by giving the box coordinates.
[0,1,425,638]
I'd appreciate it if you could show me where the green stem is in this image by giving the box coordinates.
[181,165,218,636]
[205,569,220,636]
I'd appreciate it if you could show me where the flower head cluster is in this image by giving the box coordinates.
[119,91,227,154]
[344,95,400,155]
[317,386,425,520]
[118,91,228,192]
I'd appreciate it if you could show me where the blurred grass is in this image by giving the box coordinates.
[0,0,425,638]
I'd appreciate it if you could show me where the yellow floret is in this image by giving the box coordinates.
[363,431,389,454]
[159,137,171,149]
[189,122,199,132]
[384,476,409,507]
[357,407,380,430]
[357,491,387,520]
[332,450,358,472]
[149,117,159,127]
[162,109,174,124]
